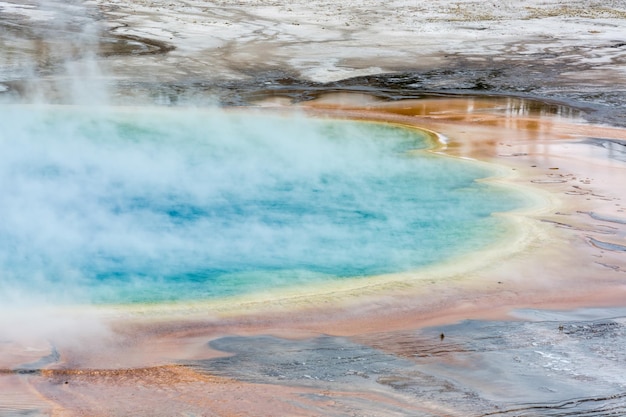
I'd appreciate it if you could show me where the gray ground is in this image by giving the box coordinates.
[1,0,626,125]
[195,307,626,416]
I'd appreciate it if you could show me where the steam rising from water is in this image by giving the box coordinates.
[0,106,525,305]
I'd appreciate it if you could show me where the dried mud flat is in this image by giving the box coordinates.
[1,1,626,416]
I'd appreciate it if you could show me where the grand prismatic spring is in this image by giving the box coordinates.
[2,0,626,416]
[0,106,528,305]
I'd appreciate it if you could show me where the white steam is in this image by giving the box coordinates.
[0,106,522,305]
[0,0,108,105]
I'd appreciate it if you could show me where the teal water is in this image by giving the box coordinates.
[0,106,527,304]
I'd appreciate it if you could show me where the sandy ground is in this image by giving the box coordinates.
[1,0,626,416]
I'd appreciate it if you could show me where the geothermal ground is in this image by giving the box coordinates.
[2,0,626,123]
[1,1,626,416]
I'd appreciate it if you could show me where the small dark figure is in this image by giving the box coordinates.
[440,332,445,341]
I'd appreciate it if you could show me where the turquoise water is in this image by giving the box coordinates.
[0,107,527,304]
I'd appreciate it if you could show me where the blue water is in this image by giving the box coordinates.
[0,106,527,304]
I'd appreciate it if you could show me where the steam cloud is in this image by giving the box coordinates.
[0,107,523,304]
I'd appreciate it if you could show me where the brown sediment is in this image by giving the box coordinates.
[24,363,452,417]
[98,34,175,57]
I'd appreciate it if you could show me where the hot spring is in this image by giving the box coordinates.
[0,105,528,305]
